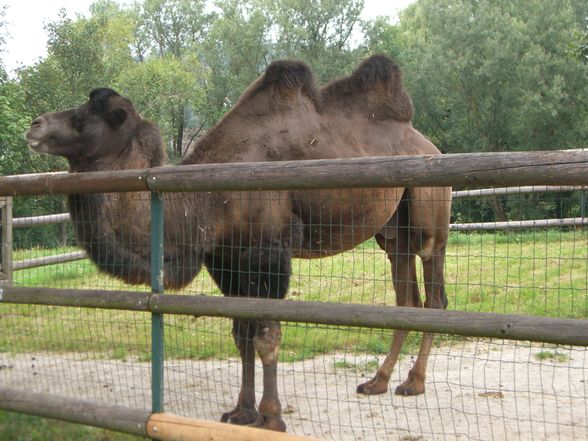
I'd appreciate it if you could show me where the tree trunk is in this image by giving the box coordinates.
[489,196,508,222]
[176,109,184,157]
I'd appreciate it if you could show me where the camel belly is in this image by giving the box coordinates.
[290,187,403,258]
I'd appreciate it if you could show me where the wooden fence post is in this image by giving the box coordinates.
[0,197,13,286]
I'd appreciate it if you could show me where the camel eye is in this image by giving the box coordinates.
[71,113,85,132]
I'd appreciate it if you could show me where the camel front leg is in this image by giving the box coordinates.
[251,321,286,432]
[221,319,258,425]
[236,240,290,432]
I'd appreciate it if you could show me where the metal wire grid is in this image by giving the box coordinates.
[0,188,586,440]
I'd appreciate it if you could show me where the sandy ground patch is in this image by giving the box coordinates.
[0,340,586,441]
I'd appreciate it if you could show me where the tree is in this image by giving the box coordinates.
[133,0,212,152]
[398,0,588,222]
[135,0,210,59]
[361,16,403,62]
[200,0,272,124]
[17,3,136,116]
[260,0,365,82]
[576,18,588,63]
[399,0,588,153]
[115,55,208,159]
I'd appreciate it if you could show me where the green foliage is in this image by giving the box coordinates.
[200,0,272,124]
[136,0,210,59]
[575,17,588,63]
[399,0,588,153]
[115,55,208,159]
[17,4,135,116]
[0,81,32,175]
[362,16,403,61]
[260,0,366,82]
[534,350,569,362]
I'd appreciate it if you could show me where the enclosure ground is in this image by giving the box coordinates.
[0,339,586,441]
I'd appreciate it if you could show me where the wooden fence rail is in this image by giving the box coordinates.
[2,151,588,196]
[1,286,587,347]
[451,185,586,198]
[12,251,87,271]
[12,213,70,228]
[450,217,588,231]
[0,388,325,441]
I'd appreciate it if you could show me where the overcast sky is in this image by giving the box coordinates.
[1,0,414,75]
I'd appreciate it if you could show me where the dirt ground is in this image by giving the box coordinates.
[0,340,586,441]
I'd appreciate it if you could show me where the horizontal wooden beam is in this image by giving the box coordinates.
[0,169,149,196]
[150,295,588,346]
[1,287,586,346]
[0,286,150,311]
[0,388,149,436]
[450,217,588,231]
[1,151,588,196]
[452,185,586,198]
[12,251,87,270]
[13,213,70,228]
[0,388,330,441]
[147,413,327,441]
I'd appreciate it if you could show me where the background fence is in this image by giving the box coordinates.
[0,152,587,441]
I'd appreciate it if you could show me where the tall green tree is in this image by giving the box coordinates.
[133,0,212,152]
[18,3,136,116]
[399,0,588,153]
[260,0,365,82]
[398,0,588,222]
[576,18,588,63]
[200,0,271,124]
[361,16,403,62]
[115,54,208,159]
[136,0,209,59]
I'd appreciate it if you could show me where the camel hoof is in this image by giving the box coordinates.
[394,380,425,396]
[221,407,258,425]
[356,377,389,395]
[249,414,287,432]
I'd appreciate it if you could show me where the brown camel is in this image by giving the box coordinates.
[25,55,451,432]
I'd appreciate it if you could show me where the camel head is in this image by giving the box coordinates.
[26,88,160,170]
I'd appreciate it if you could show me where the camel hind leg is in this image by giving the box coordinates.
[357,198,422,395]
[357,187,450,396]
[395,187,450,395]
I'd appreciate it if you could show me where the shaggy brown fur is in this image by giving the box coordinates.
[26,55,451,432]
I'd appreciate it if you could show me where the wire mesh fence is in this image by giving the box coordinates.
[0,183,587,440]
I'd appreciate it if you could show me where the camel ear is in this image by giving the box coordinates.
[105,108,128,128]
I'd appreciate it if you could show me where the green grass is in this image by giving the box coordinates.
[534,350,570,362]
[0,411,142,441]
[2,230,586,363]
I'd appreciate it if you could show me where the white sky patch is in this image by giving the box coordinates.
[1,0,414,76]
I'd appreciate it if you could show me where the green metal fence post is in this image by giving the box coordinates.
[151,192,165,413]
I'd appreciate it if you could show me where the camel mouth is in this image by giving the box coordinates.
[25,132,50,153]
